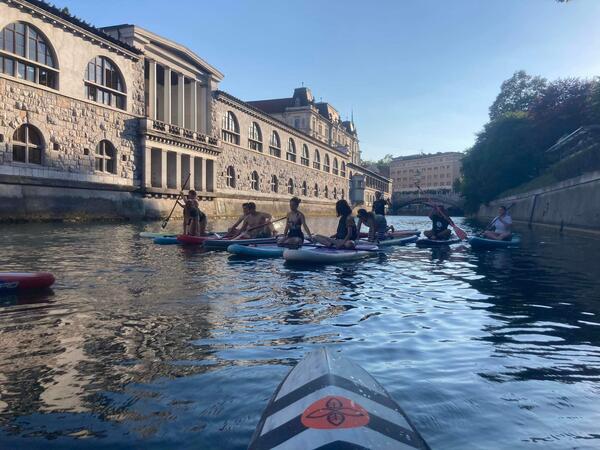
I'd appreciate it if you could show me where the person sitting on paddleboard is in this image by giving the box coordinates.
[314,199,358,249]
[178,190,207,236]
[227,203,251,237]
[357,209,387,243]
[237,202,274,239]
[483,205,512,241]
[278,197,312,248]
[424,205,452,240]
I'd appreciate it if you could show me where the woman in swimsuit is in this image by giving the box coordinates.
[313,200,357,249]
[278,197,312,248]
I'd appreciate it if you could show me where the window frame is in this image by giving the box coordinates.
[94,139,117,174]
[286,138,296,162]
[226,165,236,188]
[250,170,260,191]
[84,56,126,110]
[248,122,263,152]
[270,174,279,193]
[313,149,321,170]
[269,131,281,157]
[301,144,309,166]
[222,111,240,145]
[11,124,43,165]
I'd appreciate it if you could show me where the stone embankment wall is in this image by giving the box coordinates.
[477,171,600,234]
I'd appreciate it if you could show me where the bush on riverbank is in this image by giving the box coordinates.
[460,71,600,212]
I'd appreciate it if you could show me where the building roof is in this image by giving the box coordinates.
[246,98,294,114]
[347,162,391,182]
[14,0,142,56]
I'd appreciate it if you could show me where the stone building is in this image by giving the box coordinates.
[0,0,389,221]
[390,152,463,193]
[0,0,145,220]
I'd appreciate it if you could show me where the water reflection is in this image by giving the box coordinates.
[0,218,599,449]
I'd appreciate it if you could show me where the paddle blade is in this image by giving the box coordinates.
[453,225,468,240]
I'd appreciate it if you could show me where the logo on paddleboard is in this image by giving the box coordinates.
[301,396,369,429]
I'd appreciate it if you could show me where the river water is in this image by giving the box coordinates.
[1,216,599,450]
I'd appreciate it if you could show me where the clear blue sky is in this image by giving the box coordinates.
[57,0,600,160]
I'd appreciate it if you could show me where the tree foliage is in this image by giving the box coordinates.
[361,154,394,177]
[460,71,600,212]
[489,71,547,121]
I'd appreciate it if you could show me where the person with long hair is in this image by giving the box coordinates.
[313,199,358,249]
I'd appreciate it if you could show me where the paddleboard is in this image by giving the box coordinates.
[203,237,278,250]
[154,236,179,245]
[359,235,419,248]
[0,272,55,291]
[469,235,521,249]
[415,238,461,247]
[283,244,378,264]
[176,233,221,245]
[139,231,177,238]
[249,347,430,450]
[228,244,285,258]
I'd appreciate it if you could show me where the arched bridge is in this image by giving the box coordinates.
[392,193,464,213]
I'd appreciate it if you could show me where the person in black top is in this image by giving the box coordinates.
[313,200,358,249]
[372,191,390,216]
[424,205,451,240]
[177,190,207,236]
[278,197,313,248]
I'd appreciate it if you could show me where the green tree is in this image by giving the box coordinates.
[489,71,547,121]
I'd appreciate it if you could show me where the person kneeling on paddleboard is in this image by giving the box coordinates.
[313,200,358,249]
[357,209,387,243]
[483,205,512,241]
[278,197,313,249]
[424,205,452,240]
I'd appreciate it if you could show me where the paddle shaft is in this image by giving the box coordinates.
[231,216,287,240]
[161,173,192,229]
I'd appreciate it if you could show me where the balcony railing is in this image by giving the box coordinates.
[148,119,218,147]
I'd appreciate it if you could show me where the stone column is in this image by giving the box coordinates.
[144,144,152,188]
[176,152,182,190]
[147,60,156,119]
[178,74,184,127]
[191,80,197,132]
[189,154,195,191]
[204,76,215,135]
[161,149,167,189]
[197,82,207,134]
[201,157,207,192]
[164,67,171,124]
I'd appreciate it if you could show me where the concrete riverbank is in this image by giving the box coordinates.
[477,170,600,235]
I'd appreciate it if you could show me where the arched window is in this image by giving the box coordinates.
[271,174,279,193]
[269,131,281,157]
[333,158,339,175]
[341,161,346,177]
[226,165,236,188]
[286,138,296,162]
[324,186,329,198]
[341,188,345,199]
[323,154,330,172]
[287,178,294,194]
[302,181,308,196]
[221,111,239,145]
[301,144,309,166]
[12,124,43,164]
[248,122,262,152]
[95,140,117,174]
[313,183,319,198]
[0,22,58,88]
[333,187,338,199]
[85,56,126,109]
[250,170,259,191]
[313,149,321,170]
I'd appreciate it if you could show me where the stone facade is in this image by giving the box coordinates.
[215,91,350,209]
[0,0,389,221]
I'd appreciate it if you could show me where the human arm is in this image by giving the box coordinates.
[300,213,312,240]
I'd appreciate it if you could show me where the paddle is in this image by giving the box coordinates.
[231,216,286,240]
[416,184,467,240]
[161,173,192,229]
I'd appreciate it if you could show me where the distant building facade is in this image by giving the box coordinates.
[0,0,387,221]
[390,152,463,193]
